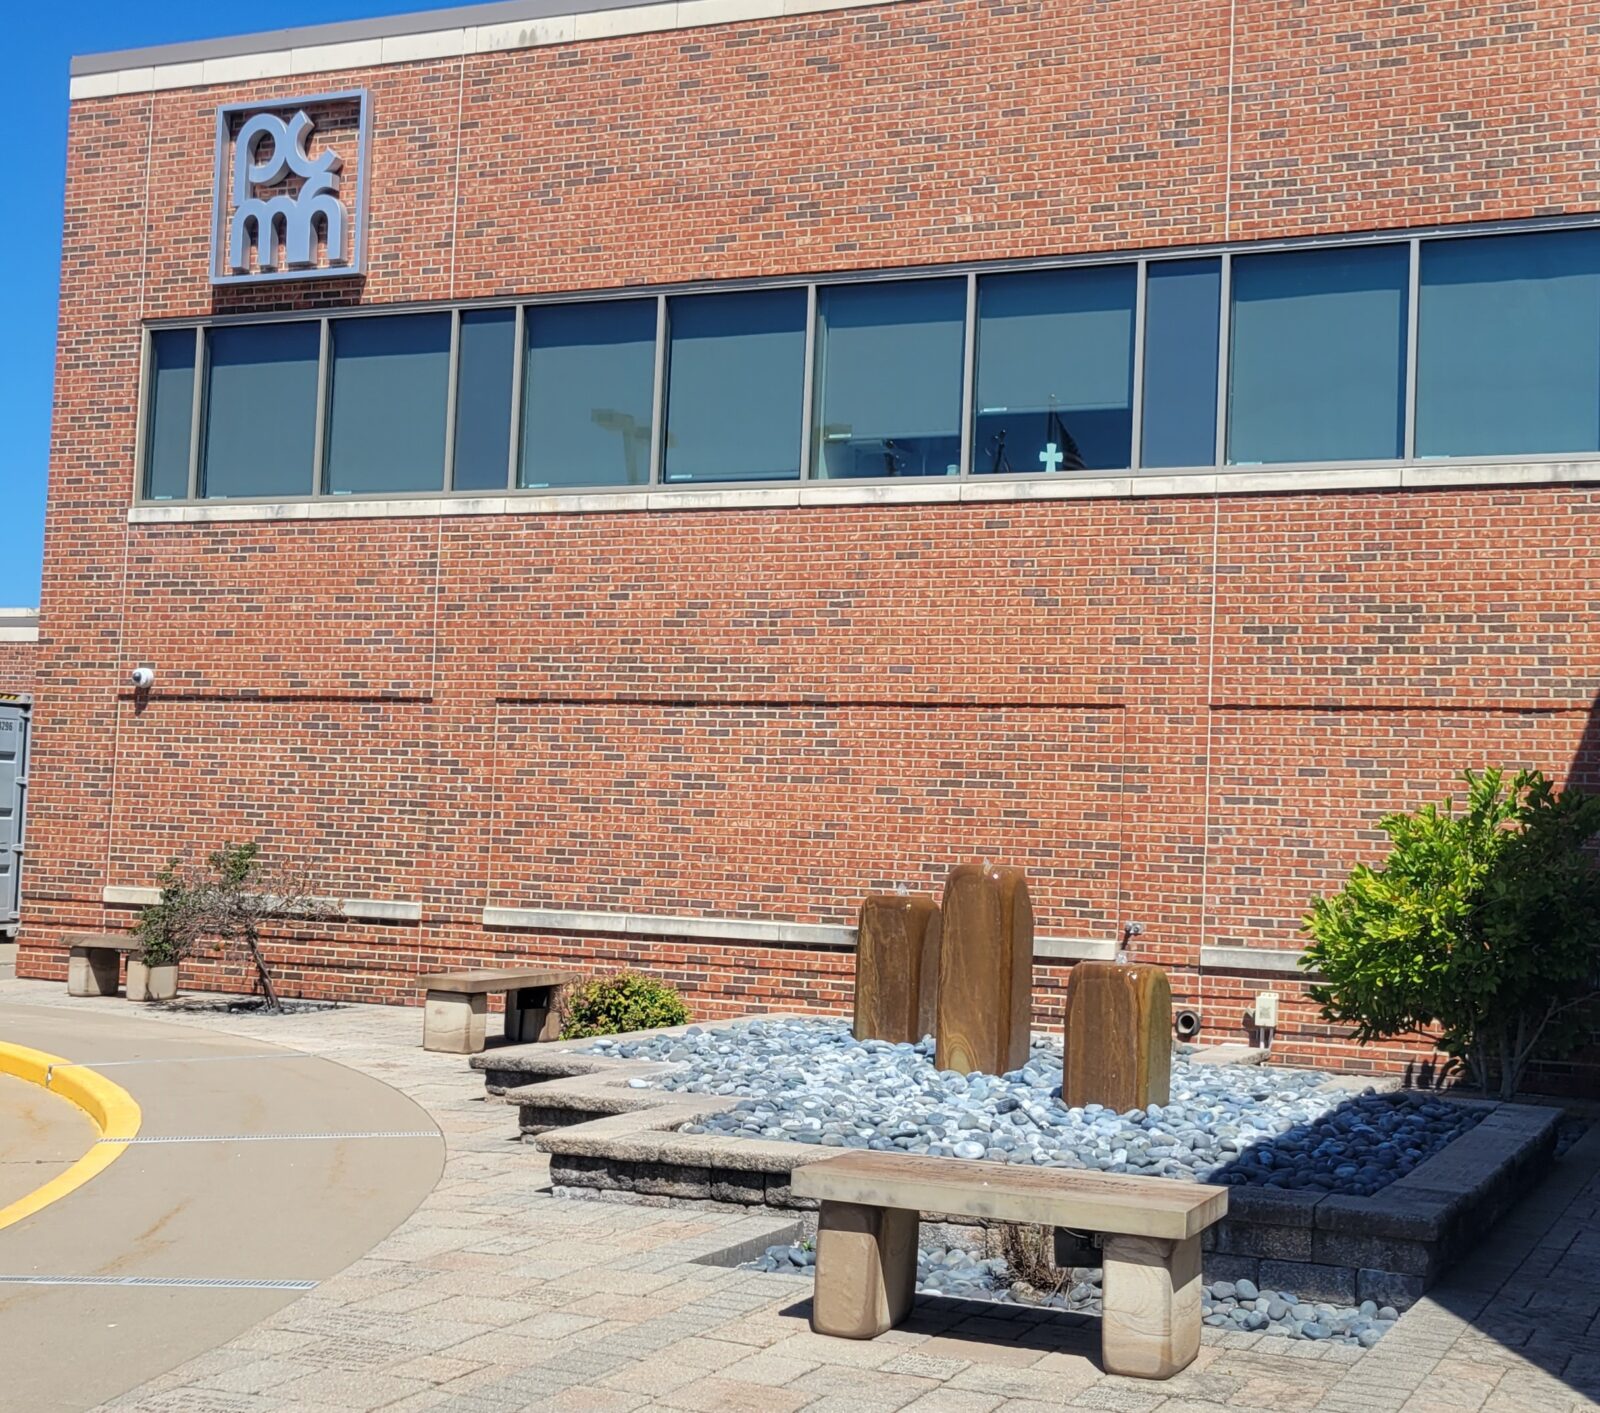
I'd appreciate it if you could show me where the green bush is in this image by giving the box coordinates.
[1301,768,1600,1098]
[559,970,689,1039]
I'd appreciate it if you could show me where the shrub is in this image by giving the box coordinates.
[1302,768,1600,1099]
[560,970,689,1039]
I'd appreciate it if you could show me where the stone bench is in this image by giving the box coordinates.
[791,1151,1227,1380]
[63,933,139,998]
[417,967,580,1054]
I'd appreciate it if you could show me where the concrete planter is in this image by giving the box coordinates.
[126,959,179,1002]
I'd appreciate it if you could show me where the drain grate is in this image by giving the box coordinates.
[98,1130,437,1145]
[0,1275,318,1290]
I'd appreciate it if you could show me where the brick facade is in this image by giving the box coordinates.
[0,638,35,697]
[29,0,1600,1081]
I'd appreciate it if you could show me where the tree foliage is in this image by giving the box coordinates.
[134,842,334,1011]
[559,970,689,1039]
[1301,769,1600,1098]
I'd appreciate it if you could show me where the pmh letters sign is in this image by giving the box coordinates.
[210,91,370,285]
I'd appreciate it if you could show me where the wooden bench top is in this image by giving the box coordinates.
[63,933,139,952]
[418,967,579,995]
[792,1151,1228,1242]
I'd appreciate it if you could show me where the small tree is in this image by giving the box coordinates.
[1302,769,1600,1098]
[153,842,335,1012]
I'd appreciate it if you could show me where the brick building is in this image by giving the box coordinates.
[25,0,1600,1076]
[0,611,38,697]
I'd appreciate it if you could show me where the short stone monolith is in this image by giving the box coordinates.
[853,893,941,1045]
[1061,960,1172,1110]
[935,862,1033,1076]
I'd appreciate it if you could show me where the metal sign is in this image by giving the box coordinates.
[210,90,370,286]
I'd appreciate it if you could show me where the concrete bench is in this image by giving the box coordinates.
[417,967,580,1054]
[63,933,138,998]
[791,1151,1227,1380]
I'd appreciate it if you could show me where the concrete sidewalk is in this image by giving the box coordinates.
[1,979,1594,1413]
[0,997,443,1411]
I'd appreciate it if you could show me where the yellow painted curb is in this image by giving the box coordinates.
[0,1041,142,1232]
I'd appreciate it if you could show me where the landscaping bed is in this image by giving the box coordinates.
[596,1017,1479,1196]
[473,1014,1562,1310]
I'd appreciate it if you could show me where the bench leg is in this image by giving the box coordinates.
[1101,1233,1202,1379]
[810,1199,918,1340]
[505,986,562,1044]
[423,989,486,1053]
[68,947,121,998]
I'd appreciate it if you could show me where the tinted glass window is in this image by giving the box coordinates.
[143,329,196,500]
[974,265,1134,473]
[812,280,964,479]
[452,308,517,491]
[324,313,451,495]
[664,289,806,483]
[520,300,657,488]
[1228,245,1409,465]
[1417,229,1600,458]
[202,322,320,499]
[1140,258,1220,469]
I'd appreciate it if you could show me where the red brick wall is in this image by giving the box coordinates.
[27,0,1600,1082]
[0,639,35,696]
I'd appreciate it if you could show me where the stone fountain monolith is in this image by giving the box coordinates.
[1061,959,1172,1110]
[853,893,941,1044]
[934,862,1033,1075]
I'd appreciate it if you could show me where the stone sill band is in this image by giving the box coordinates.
[487,905,1124,962]
[98,888,1316,969]
[100,885,422,923]
[125,459,1600,525]
[70,0,909,98]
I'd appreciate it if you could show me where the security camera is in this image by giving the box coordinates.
[130,666,155,690]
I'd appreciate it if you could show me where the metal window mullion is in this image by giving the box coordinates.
[132,327,154,503]
[648,295,667,487]
[959,272,978,477]
[508,305,526,490]
[187,326,206,501]
[1129,260,1147,472]
[798,284,818,479]
[312,317,331,496]
[1214,253,1232,467]
[442,308,461,493]
[1403,237,1421,461]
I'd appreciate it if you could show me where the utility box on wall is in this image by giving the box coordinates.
[0,695,30,938]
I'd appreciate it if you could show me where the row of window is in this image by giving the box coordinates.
[140,223,1600,502]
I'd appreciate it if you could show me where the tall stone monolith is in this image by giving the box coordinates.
[1061,960,1172,1110]
[935,862,1033,1075]
[854,893,941,1045]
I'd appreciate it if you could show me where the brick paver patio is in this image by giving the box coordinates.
[2,979,1593,1413]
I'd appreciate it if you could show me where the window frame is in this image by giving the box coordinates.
[133,212,1600,507]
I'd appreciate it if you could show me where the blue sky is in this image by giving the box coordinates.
[0,3,476,608]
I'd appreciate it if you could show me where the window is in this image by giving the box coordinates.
[520,299,657,488]
[452,308,518,491]
[1140,259,1220,469]
[143,329,196,500]
[812,279,965,479]
[664,289,807,483]
[1228,244,1409,465]
[143,221,1600,506]
[973,266,1134,474]
[324,313,451,496]
[201,322,320,499]
[1417,229,1600,458]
